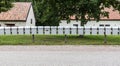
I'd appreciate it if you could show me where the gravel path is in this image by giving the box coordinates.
[0,45,120,66]
[0,45,120,51]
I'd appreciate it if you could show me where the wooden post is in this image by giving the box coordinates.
[104,27,107,44]
[118,27,119,35]
[32,34,35,43]
[97,27,99,35]
[65,34,67,43]
[90,27,92,35]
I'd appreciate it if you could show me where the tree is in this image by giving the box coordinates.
[0,0,13,13]
[33,0,60,26]
[49,0,120,26]
[32,0,120,26]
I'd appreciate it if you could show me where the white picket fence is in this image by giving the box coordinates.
[0,26,119,35]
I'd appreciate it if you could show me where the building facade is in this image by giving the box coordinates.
[60,8,120,27]
[0,2,36,27]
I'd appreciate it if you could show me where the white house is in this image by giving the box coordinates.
[0,2,36,27]
[60,7,120,27]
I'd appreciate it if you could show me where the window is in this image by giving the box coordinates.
[73,24,78,27]
[105,24,110,27]
[99,24,104,27]
[31,19,33,24]
[5,24,15,27]
[99,24,110,27]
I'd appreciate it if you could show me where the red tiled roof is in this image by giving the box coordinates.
[0,2,31,21]
[101,8,120,20]
[70,7,120,20]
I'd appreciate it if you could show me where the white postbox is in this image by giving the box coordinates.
[106,27,111,35]
[78,26,84,35]
[24,26,31,35]
[64,26,70,35]
[99,27,104,35]
[38,26,43,34]
[5,27,11,35]
[31,26,37,34]
[92,27,98,35]
[71,27,77,35]
[112,27,118,35]
[58,26,64,35]
[0,27,4,35]
[85,27,91,35]
[44,26,50,35]
[51,26,57,35]
[18,27,24,35]
[11,27,18,35]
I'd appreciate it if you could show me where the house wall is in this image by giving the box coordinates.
[60,20,120,27]
[26,5,36,26]
[0,5,36,27]
[0,22,26,27]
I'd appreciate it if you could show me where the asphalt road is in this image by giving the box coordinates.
[0,46,120,66]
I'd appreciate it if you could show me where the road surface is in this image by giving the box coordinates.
[0,45,120,66]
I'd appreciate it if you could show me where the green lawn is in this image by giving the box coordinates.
[0,35,120,45]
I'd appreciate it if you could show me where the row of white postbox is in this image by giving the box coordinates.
[0,26,119,35]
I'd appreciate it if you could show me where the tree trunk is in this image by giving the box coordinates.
[79,14,86,38]
[81,21,85,26]
[104,27,107,44]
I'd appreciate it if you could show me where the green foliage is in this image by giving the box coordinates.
[32,0,60,26]
[53,0,120,26]
[0,0,13,13]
